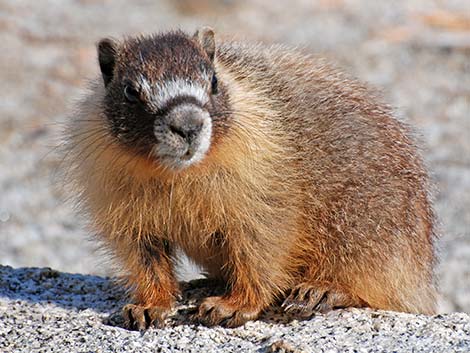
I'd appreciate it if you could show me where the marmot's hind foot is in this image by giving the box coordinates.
[282,283,365,317]
[122,304,170,331]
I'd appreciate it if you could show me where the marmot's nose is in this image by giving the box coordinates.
[165,104,205,144]
[168,119,203,143]
[168,120,202,143]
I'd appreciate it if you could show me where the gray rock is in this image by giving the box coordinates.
[0,265,469,352]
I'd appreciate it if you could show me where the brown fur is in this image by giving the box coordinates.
[63,29,437,329]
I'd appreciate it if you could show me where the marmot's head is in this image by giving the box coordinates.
[96,27,230,170]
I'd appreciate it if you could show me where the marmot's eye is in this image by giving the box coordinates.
[211,73,218,95]
[124,84,140,103]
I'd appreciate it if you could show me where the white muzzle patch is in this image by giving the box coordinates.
[152,103,212,170]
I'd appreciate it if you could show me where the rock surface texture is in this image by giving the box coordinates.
[0,266,469,353]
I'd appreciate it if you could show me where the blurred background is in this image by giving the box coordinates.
[0,0,469,313]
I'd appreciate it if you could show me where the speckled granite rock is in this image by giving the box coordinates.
[0,266,469,353]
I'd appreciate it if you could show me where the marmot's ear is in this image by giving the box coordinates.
[97,38,118,87]
[194,27,215,62]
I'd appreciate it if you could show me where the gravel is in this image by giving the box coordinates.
[1,265,469,353]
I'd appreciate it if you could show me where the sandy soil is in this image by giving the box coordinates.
[0,0,469,312]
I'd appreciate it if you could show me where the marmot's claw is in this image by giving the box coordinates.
[282,283,363,317]
[122,304,169,331]
[194,296,261,328]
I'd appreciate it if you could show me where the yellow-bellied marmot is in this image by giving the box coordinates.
[64,27,437,330]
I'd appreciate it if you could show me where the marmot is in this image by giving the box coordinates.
[64,27,437,330]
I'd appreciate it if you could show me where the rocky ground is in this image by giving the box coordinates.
[1,266,469,352]
[0,0,469,334]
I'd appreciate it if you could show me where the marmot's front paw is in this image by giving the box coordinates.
[195,296,261,328]
[122,304,170,331]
